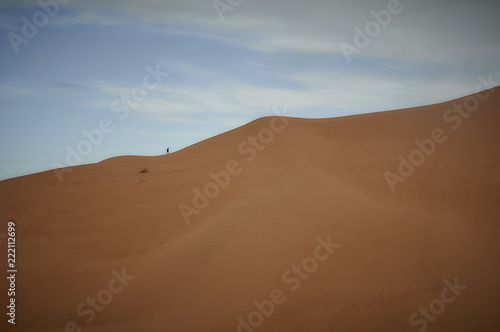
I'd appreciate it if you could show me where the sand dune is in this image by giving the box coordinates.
[1,88,500,332]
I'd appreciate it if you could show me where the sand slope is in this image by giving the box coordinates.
[1,88,500,332]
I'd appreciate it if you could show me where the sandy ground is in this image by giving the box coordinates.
[1,88,500,332]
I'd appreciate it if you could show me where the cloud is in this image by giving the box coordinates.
[126,130,204,137]
[0,20,16,31]
[0,84,39,98]
[85,63,482,122]
[45,1,500,65]
[0,160,28,163]
[152,117,201,123]
[56,81,88,89]
[3,0,499,65]
[50,10,133,26]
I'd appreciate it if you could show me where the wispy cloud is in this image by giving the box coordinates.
[152,117,201,123]
[11,0,496,66]
[50,11,131,27]
[127,130,204,137]
[56,81,89,89]
[0,84,39,99]
[85,62,480,121]
[0,160,28,163]
[0,20,16,31]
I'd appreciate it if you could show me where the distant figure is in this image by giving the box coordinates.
[166,148,170,154]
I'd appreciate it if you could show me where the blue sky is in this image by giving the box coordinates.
[0,0,499,180]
